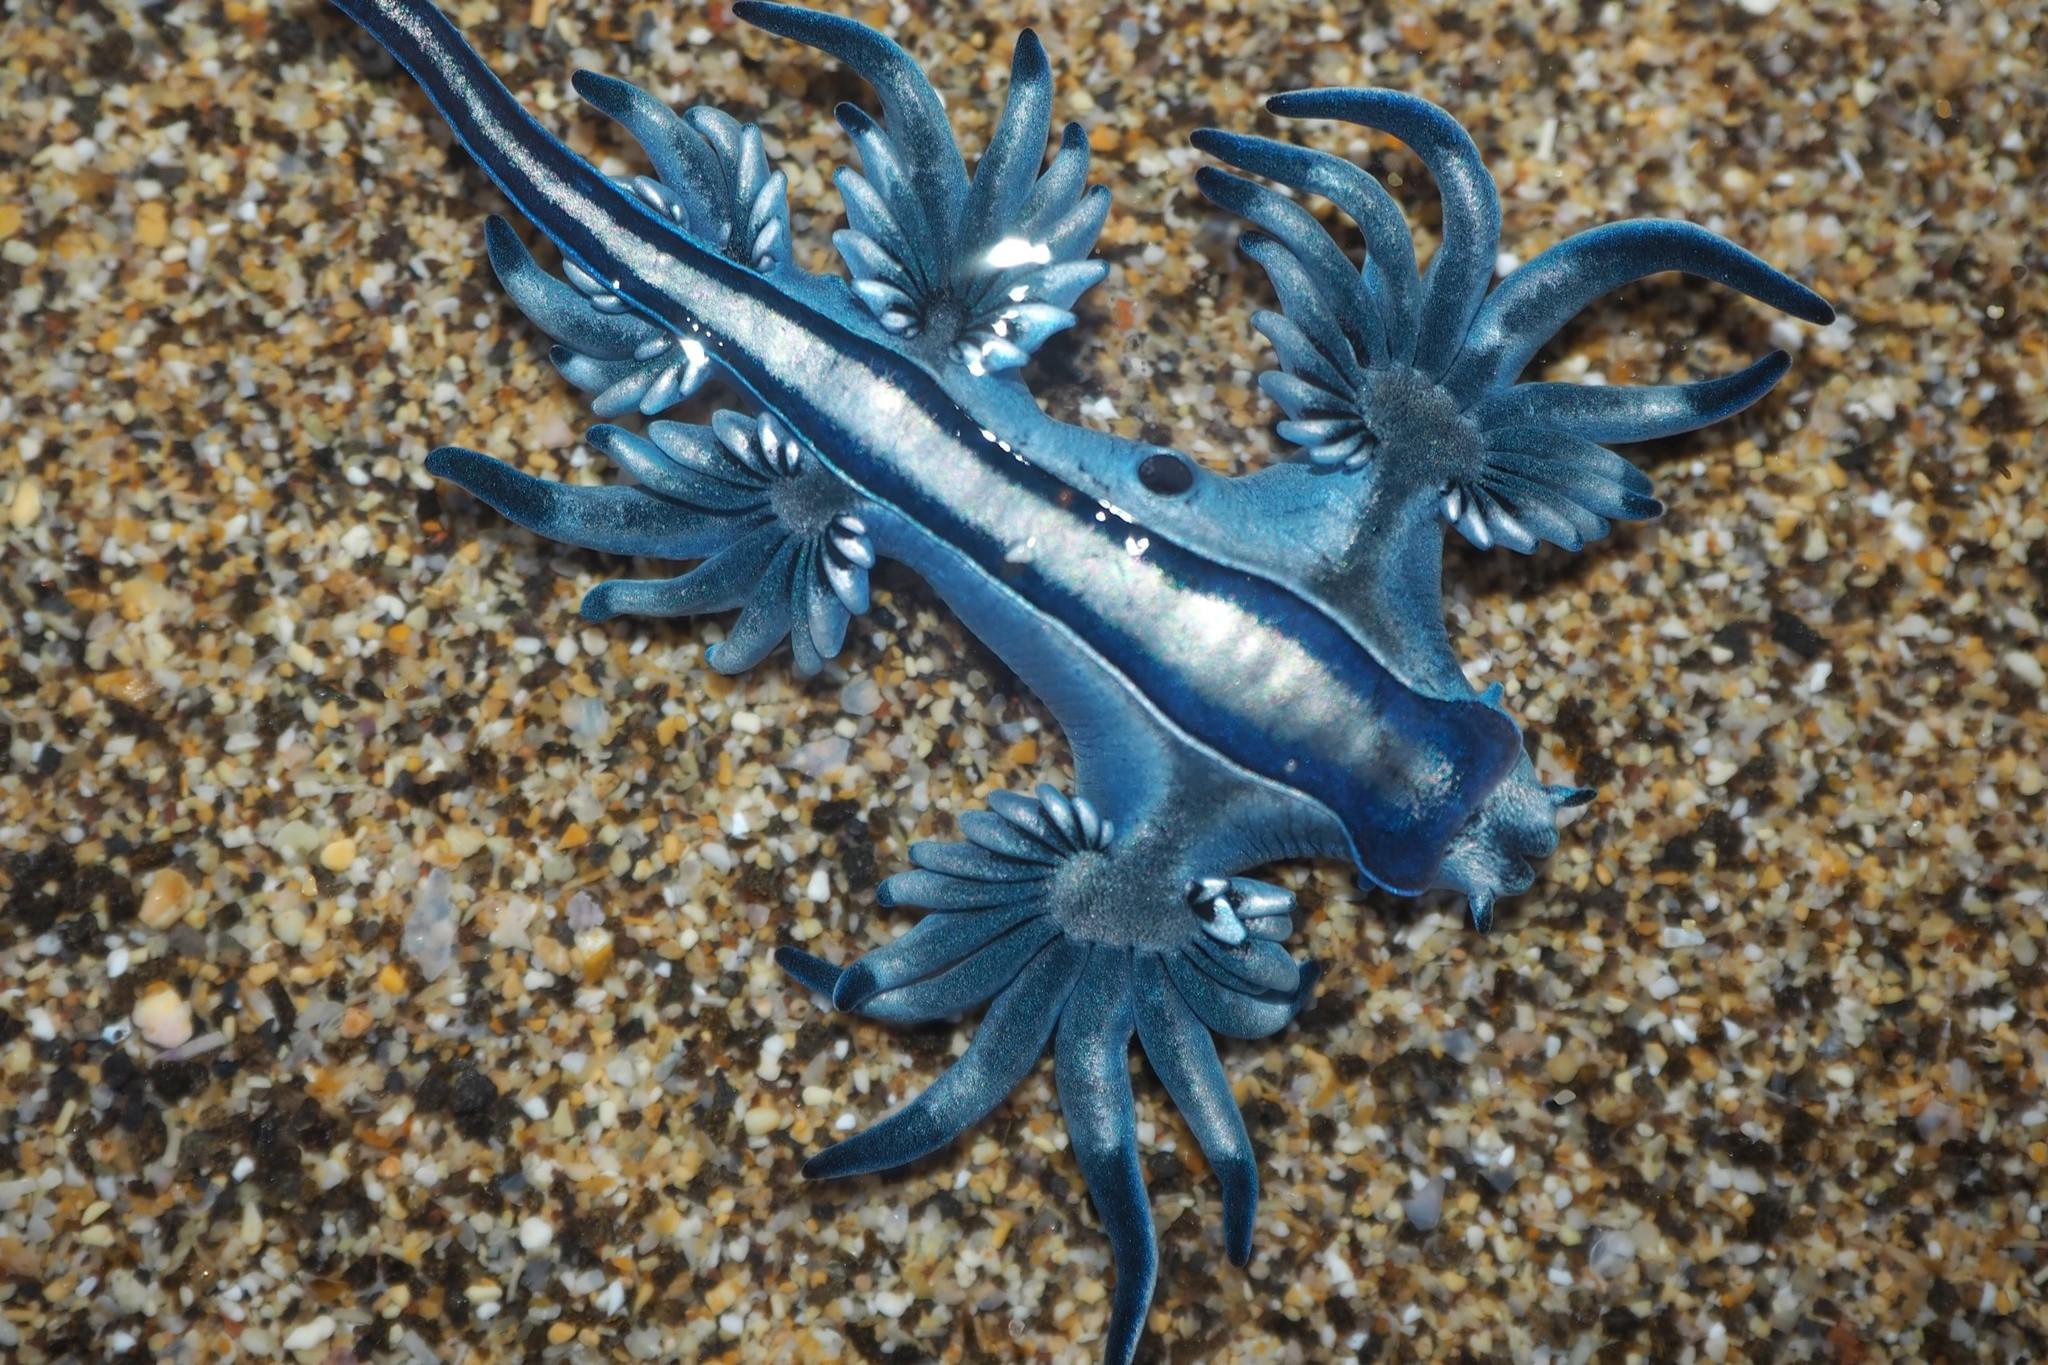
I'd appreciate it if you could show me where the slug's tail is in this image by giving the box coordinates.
[332,0,619,243]
[330,0,742,341]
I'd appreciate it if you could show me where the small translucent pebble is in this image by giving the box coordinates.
[1403,1175,1445,1231]
[133,986,194,1051]
[320,836,357,872]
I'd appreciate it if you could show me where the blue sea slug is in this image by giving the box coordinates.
[329,1,1833,1357]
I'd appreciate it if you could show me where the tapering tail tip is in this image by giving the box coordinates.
[1290,960,1322,1020]
[1786,281,1836,327]
[776,945,844,999]
[1218,1155,1258,1267]
[424,445,510,498]
[1753,348,1794,389]
[326,0,379,28]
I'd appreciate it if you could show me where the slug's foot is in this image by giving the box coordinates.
[779,784,1317,1364]
[428,408,872,676]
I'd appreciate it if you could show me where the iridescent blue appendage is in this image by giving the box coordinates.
[1198,91,1832,556]
[429,408,872,675]
[740,3,1110,374]
[780,788,1313,1364]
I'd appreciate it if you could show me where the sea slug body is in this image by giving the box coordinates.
[328,2,1833,1358]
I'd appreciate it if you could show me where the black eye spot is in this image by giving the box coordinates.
[1138,453,1193,495]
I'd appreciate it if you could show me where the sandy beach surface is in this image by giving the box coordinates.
[2,0,2043,1359]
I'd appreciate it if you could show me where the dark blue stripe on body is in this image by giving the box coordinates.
[830,423,1522,891]
[335,0,1522,890]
